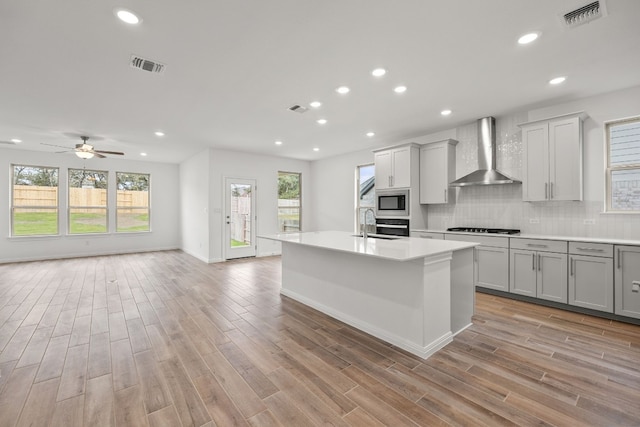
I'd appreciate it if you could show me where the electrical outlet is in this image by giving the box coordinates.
[583,219,596,225]
[529,219,540,224]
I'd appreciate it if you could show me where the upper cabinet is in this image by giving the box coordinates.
[419,139,457,204]
[373,144,417,189]
[519,112,586,202]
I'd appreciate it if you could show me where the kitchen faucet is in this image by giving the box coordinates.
[363,208,375,240]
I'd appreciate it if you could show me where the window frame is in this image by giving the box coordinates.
[68,167,109,234]
[115,171,151,233]
[10,164,60,237]
[277,171,302,232]
[355,163,375,234]
[605,115,640,213]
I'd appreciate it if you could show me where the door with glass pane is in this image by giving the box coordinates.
[224,178,256,259]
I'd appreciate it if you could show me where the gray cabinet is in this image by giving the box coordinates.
[374,145,415,189]
[419,139,457,204]
[569,242,614,313]
[510,238,568,303]
[411,231,444,239]
[445,234,509,292]
[520,112,585,202]
[615,245,640,319]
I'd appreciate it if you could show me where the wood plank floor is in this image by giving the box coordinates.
[1,250,639,426]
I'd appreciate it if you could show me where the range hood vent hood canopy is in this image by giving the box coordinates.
[450,117,521,187]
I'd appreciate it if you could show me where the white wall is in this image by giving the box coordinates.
[0,148,180,263]
[178,148,312,262]
[179,150,210,262]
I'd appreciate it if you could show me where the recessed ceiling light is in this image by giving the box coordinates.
[336,86,350,94]
[313,147,320,152]
[441,109,452,116]
[317,119,327,125]
[371,68,387,77]
[394,85,407,93]
[549,76,566,85]
[275,140,283,145]
[366,132,375,137]
[309,101,322,108]
[140,152,147,156]
[518,32,539,45]
[154,131,165,137]
[10,138,22,143]
[115,9,141,24]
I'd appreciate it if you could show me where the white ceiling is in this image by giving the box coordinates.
[1,0,640,163]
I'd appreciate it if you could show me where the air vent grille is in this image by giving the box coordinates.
[562,1,606,28]
[130,55,166,74]
[288,105,308,114]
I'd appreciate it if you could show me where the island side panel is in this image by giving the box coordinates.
[450,247,475,334]
[279,242,454,358]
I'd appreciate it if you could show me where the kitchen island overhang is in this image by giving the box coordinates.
[259,231,478,359]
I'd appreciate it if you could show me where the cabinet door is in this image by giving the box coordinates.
[569,255,613,313]
[420,145,447,203]
[391,147,411,188]
[615,246,640,319]
[549,117,582,201]
[475,246,509,291]
[374,151,392,190]
[510,249,537,297]
[412,231,444,239]
[538,252,568,303]
[522,123,549,202]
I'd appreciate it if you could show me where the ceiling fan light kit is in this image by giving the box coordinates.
[75,150,94,159]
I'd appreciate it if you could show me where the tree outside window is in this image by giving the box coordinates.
[11,165,59,236]
[278,172,301,232]
[116,172,150,232]
[68,168,108,234]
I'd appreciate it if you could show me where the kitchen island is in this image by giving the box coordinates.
[259,231,478,359]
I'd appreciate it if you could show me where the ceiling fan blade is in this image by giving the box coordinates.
[41,142,73,150]
[94,152,106,159]
[93,150,124,155]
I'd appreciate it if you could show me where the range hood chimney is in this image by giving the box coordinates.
[450,117,521,187]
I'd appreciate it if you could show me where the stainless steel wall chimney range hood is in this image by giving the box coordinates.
[449,117,521,187]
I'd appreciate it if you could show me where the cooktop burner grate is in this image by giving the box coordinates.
[446,227,520,235]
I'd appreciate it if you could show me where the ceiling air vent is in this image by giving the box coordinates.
[561,1,607,29]
[130,55,166,74]
[288,104,308,114]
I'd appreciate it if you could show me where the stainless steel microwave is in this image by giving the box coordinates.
[376,190,409,217]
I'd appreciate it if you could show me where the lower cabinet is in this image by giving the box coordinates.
[615,245,640,319]
[445,234,509,292]
[411,231,444,239]
[568,242,614,313]
[510,249,567,303]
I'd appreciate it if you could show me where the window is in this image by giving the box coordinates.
[277,171,301,232]
[116,172,150,232]
[606,116,640,212]
[11,165,59,236]
[356,164,375,233]
[68,168,108,233]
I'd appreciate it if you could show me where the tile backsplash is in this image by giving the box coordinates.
[427,111,640,240]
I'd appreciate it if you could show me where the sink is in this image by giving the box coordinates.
[352,234,401,240]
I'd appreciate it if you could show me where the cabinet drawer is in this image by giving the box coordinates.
[412,232,444,240]
[445,233,509,248]
[510,238,567,253]
[569,242,613,258]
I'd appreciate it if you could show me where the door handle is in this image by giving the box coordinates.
[538,253,541,271]
[570,257,574,276]
[532,253,535,270]
[617,248,621,269]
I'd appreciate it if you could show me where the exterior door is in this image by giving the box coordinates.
[224,178,256,260]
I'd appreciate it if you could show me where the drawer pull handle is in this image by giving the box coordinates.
[576,247,604,252]
[527,244,548,248]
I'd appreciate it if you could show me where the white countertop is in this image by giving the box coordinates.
[412,229,640,246]
[259,231,477,262]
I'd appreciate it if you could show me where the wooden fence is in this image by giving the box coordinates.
[13,185,148,208]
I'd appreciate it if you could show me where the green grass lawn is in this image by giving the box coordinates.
[69,213,107,234]
[12,211,152,235]
[12,211,58,235]
[231,239,248,247]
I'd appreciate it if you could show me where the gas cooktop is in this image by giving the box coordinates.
[446,227,520,235]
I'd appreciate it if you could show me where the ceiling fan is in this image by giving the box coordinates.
[42,136,125,159]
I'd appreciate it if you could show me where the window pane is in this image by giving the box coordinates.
[69,169,108,234]
[70,208,107,233]
[356,164,375,233]
[12,165,59,236]
[611,169,640,211]
[610,120,640,167]
[278,172,301,232]
[116,172,150,233]
[12,208,58,236]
